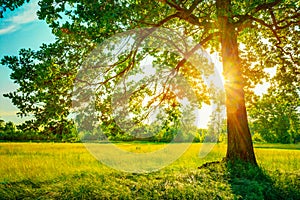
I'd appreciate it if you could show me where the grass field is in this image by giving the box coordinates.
[0,142,299,199]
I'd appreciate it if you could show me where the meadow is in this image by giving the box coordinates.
[0,142,299,199]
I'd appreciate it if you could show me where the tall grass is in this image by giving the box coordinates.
[0,142,299,199]
[0,143,110,182]
[1,142,299,182]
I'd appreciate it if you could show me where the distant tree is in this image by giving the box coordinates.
[248,82,300,144]
[0,119,5,134]
[206,89,226,142]
[3,121,16,133]
[0,118,4,127]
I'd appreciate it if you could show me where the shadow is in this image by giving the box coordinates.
[225,160,300,200]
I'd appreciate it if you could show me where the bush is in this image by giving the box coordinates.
[252,132,265,143]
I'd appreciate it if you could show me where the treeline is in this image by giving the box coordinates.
[0,118,229,143]
[1,116,299,144]
[79,125,227,143]
[0,119,78,142]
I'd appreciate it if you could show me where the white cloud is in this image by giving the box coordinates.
[10,10,37,24]
[0,25,17,34]
[10,2,38,24]
[0,0,39,35]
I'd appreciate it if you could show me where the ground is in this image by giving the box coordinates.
[0,143,299,199]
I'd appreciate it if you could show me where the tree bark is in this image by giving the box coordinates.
[216,0,257,165]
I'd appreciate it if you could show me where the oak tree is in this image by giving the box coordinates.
[2,0,300,164]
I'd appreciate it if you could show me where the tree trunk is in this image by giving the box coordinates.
[217,0,257,165]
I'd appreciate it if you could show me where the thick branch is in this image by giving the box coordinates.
[251,0,281,14]
[268,8,300,30]
[236,6,300,34]
[269,9,278,28]
[138,12,179,27]
[235,0,281,26]
[174,32,220,72]
[247,15,281,43]
[165,0,211,28]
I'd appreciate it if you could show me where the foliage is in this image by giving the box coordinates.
[0,119,79,142]
[0,0,30,18]
[206,99,227,143]
[1,42,84,138]
[248,81,300,144]
[0,118,221,143]
[252,132,266,143]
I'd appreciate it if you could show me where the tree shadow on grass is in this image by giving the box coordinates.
[224,160,300,200]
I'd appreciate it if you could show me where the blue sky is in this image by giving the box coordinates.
[0,0,55,123]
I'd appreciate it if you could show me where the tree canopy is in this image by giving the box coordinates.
[0,0,30,18]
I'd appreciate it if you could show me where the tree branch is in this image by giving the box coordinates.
[234,0,281,26]
[276,13,300,30]
[165,0,210,28]
[269,9,278,28]
[187,0,202,14]
[138,12,179,27]
[251,0,281,14]
[165,0,184,11]
[174,32,220,72]
[247,15,282,44]
[275,44,297,65]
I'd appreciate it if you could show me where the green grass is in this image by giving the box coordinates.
[0,142,299,199]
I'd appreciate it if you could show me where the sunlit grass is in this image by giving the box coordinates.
[0,142,299,183]
[0,142,299,199]
[0,143,111,182]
